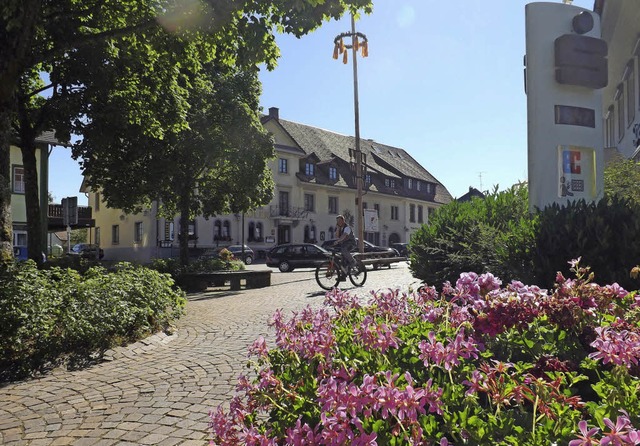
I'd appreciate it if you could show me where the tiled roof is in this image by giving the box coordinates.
[270,117,453,205]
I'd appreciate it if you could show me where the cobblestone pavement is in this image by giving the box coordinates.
[0,262,421,445]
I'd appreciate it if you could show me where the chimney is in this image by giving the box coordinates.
[268,107,279,120]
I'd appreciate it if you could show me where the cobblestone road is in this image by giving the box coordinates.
[0,262,420,445]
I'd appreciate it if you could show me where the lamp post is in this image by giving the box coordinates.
[333,13,368,254]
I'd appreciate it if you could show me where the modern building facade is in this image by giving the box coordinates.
[87,107,453,263]
[596,0,640,160]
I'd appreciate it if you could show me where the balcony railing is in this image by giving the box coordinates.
[47,204,94,230]
[269,205,309,220]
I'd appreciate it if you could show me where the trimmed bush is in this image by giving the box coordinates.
[0,261,186,381]
[533,197,640,290]
[410,185,536,286]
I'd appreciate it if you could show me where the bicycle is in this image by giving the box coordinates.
[315,249,367,290]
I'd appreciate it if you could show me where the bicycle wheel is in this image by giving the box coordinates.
[316,262,341,290]
[348,261,367,287]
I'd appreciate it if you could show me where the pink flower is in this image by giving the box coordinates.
[568,420,600,446]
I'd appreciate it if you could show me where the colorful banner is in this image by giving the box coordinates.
[557,145,596,199]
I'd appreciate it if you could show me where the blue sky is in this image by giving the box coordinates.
[49,0,595,205]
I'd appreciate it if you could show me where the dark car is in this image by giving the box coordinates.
[197,245,254,264]
[266,243,330,272]
[321,239,399,257]
[70,243,104,259]
[225,245,255,264]
[391,242,409,257]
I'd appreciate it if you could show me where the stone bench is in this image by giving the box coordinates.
[179,270,271,292]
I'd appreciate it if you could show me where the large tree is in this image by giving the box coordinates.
[75,64,274,265]
[0,0,373,266]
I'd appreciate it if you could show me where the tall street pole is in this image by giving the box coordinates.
[333,13,368,254]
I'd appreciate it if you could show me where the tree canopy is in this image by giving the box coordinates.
[0,0,374,265]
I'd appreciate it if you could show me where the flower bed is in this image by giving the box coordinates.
[209,260,640,445]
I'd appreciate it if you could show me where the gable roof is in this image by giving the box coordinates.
[265,114,453,205]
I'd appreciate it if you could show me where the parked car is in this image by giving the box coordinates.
[266,243,330,272]
[69,243,104,259]
[198,245,254,264]
[390,242,409,257]
[321,239,399,257]
[225,245,255,264]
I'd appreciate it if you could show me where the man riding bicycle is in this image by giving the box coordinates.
[333,214,357,273]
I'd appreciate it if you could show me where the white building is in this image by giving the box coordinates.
[596,0,640,161]
[87,107,453,263]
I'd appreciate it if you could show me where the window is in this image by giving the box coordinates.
[134,222,143,243]
[13,230,27,246]
[256,222,263,241]
[418,205,424,223]
[278,158,288,174]
[305,162,315,176]
[188,220,196,237]
[214,220,222,239]
[616,84,625,142]
[163,221,174,241]
[329,166,337,180]
[626,61,635,126]
[407,179,413,189]
[384,178,390,188]
[365,174,371,185]
[304,193,315,212]
[12,166,25,193]
[409,204,416,223]
[279,191,289,216]
[328,196,338,214]
[374,203,380,214]
[222,221,230,238]
[112,225,120,244]
[95,193,100,212]
[390,179,396,189]
[416,181,421,192]
[304,225,317,243]
[362,201,368,209]
[95,227,101,246]
[391,206,399,220]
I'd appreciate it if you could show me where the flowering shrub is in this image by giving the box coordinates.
[209,260,640,445]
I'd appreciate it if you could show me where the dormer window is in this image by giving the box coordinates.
[407,178,413,189]
[384,178,390,188]
[390,179,396,189]
[365,174,371,185]
[305,162,315,176]
[329,166,337,180]
[416,181,421,191]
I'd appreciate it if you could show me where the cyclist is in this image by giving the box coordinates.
[333,214,356,273]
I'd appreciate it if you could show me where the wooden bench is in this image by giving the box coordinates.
[355,252,407,269]
[179,270,271,292]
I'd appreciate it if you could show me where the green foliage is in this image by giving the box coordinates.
[0,261,186,381]
[604,156,640,206]
[532,197,640,290]
[0,0,374,264]
[410,185,536,286]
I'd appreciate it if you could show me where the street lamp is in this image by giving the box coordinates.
[333,13,368,254]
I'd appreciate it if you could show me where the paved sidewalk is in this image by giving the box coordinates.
[0,263,419,445]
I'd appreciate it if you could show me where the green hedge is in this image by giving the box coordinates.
[410,188,640,290]
[410,185,537,286]
[0,261,186,381]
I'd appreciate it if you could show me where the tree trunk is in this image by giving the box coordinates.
[0,105,13,266]
[0,0,42,266]
[21,143,43,263]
